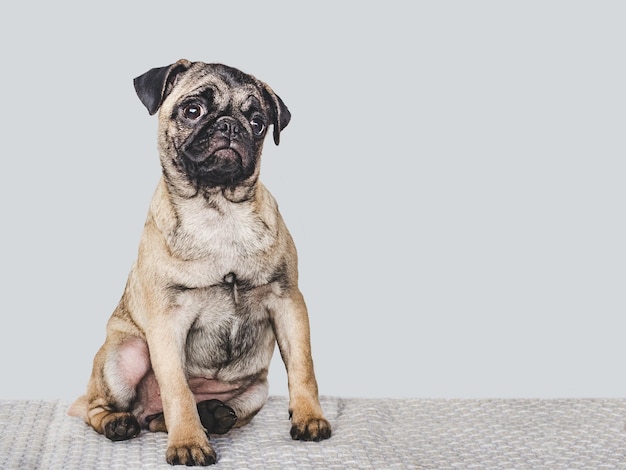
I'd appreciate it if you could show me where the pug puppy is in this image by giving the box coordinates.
[69,60,331,466]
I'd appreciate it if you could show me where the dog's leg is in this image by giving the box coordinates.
[145,321,216,466]
[69,334,150,441]
[270,289,332,441]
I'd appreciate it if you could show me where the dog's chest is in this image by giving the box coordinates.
[169,198,279,283]
[163,197,281,378]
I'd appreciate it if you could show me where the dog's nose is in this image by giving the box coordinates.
[216,118,241,138]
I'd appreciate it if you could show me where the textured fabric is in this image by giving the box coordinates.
[2,397,626,469]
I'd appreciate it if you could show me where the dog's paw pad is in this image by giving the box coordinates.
[290,417,332,442]
[103,413,141,441]
[197,399,238,435]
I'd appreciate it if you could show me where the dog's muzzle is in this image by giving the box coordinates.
[180,117,255,187]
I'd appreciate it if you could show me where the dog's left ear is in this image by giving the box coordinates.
[262,84,291,146]
[134,59,192,115]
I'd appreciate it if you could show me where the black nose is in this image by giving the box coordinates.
[215,117,241,138]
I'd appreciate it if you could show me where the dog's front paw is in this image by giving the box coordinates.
[166,435,216,466]
[102,412,141,441]
[290,416,332,442]
[197,399,238,435]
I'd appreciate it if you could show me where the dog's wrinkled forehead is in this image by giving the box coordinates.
[168,63,265,112]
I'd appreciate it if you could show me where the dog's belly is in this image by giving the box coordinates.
[134,372,255,426]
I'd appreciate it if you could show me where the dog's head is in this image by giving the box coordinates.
[134,60,290,197]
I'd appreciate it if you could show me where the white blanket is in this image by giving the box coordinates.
[1,397,626,469]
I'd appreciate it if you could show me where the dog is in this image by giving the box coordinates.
[69,60,331,466]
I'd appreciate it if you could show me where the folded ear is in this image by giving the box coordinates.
[133,59,192,115]
[262,84,291,146]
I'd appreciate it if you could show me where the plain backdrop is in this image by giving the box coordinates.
[0,1,624,401]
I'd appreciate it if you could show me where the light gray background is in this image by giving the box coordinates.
[0,1,624,401]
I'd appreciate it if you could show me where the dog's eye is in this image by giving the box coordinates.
[250,117,266,136]
[182,103,203,120]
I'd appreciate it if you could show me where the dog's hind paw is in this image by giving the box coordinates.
[102,412,141,441]
[197,399,238,435]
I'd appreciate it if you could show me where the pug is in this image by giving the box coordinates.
[69,60,331,466]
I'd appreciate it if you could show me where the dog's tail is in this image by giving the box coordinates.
[67,395,88,420]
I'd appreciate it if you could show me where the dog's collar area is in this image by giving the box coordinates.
[223,272,237,286]
[223,272,240,305]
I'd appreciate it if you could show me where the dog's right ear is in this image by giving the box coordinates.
[134,59,192,115]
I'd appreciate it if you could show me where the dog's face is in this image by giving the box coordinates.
[134,60,290,195]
